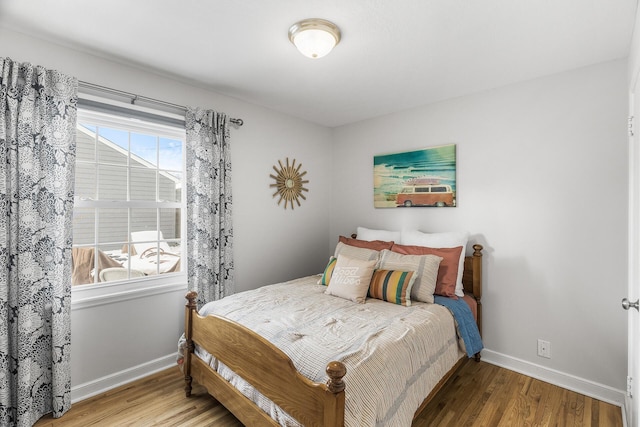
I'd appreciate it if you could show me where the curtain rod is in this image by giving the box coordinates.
[78,81,244,127]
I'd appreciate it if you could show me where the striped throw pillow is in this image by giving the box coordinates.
[318,256,337,285]
[379,250,442,304]
[368,269,417,306]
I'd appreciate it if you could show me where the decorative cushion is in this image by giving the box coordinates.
[368,269,417,306]
[333,241,381,262]
[379,250,442,303]
[400,230,469,297]
[391,244,463,298]
[339,235,394,251]
[356,226,401,243]
[318,256,337,285]
[324,255,377,303]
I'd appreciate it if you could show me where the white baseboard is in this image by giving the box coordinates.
[70,353,177,403]
[482,349,627,409]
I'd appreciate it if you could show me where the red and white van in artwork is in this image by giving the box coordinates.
[395,177,454,207]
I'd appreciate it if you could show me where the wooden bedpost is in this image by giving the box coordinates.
[326,361,346,393]
[471,244,483,362]
[184,291,198,397]
[324,361,347,427]
[471,244,483,336]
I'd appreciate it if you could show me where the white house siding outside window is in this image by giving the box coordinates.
[72,108,186,292]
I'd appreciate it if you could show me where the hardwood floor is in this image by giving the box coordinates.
[35,360,623,426]
[414,360,622,427]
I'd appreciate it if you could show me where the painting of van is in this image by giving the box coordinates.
[396,180,454,207]
[373,144,456,208]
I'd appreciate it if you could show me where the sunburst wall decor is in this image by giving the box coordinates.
[270,158,309,210]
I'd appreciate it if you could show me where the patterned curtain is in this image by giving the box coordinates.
[0,58,77,426]
[185,107,234,309]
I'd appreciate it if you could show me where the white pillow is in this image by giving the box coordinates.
[400,230,469,297]
[356,226,401,243]
[324,255,377,303]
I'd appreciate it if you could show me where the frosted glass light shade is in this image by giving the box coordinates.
[288,19,341,59]
[293,29,336,58]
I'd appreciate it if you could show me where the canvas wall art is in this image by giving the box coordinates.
[373,144,456,208]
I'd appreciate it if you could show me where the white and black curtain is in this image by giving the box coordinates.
[0,58,77,426]
[185,107,234,309]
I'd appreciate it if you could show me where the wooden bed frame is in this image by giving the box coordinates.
[183,243,483,427]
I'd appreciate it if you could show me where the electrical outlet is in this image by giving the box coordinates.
[537,339,551,358]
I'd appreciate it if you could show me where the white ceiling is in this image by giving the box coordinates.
[0,0,637,127]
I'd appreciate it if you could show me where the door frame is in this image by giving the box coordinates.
[627,71,640,427]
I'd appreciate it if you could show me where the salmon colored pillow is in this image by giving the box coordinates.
[390,244,463,298]
[338,235,394,251]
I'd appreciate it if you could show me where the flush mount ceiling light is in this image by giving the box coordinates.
[288,18,341,59]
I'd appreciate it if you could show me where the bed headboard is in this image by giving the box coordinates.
[349,234,483,335]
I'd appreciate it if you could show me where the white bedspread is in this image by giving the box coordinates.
[191,275,463,427]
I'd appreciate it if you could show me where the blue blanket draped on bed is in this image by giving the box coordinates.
[434,295,483,357]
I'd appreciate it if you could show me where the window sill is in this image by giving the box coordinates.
[71,273,188,310]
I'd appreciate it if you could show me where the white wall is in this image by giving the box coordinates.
[0,27,333,399]
[331,60,629,400]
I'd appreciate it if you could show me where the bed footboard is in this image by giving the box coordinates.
[184,291,347,427]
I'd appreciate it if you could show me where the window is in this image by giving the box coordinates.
[72,108,186,288]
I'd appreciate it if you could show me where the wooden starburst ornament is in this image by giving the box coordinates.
[270,158,309,210]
